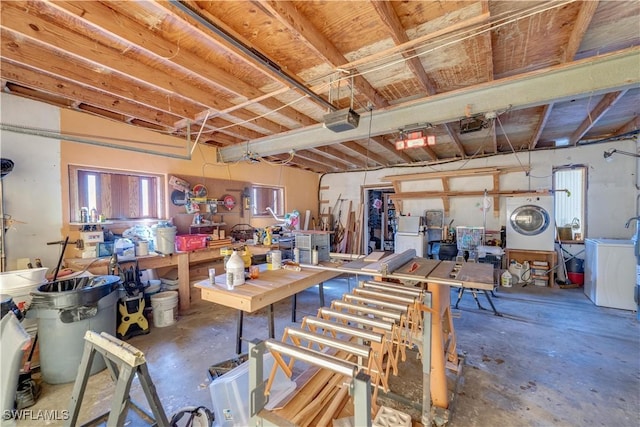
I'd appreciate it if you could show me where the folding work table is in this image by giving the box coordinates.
[195,265,341,354]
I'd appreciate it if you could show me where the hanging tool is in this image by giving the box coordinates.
[554,224,570,285]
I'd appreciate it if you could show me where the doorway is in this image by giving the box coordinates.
[364,187,395,253]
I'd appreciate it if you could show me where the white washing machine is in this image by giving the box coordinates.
[506,196,555,251]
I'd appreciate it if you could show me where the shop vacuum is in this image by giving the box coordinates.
[114,257,150,339]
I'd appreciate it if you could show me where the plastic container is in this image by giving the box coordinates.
[0,267,48,311]
[1,312,31,421]
[28,279,119,384]
[135,240,149,256]
[501,270,513,287]
[161,278,180,292]
[209,352,295,427]
[150,291,178,328]
[175,234,209,252]
[226,251,245,289]
[565,257,584,273]
[114,238,135,260]
[567,272,584,286]
[155,226,177,255]
[267,250,282,270]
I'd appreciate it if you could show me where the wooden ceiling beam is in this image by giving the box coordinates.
[564,1,600,62]
[159,0,331,114]
[369,136,416,164]
[2,1,286,136]
[443,124,467,158]
[308,148,358,169]
[258,0,389,109]
[52,1,317,130]
[570,90,628,146]
[0,2,226,109]
[294,150,348,171]
[0,28,200,117]
[273,154,332,174]
[615,115,640,135]
[369,0,437,95]
[312,146,369,169]
[0,60,180,129]
[528,104,554,149]
[4,82,75,109]
[287,152,339,173]
[341,141,389,167]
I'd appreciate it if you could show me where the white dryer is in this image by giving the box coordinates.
[506,196,555,251]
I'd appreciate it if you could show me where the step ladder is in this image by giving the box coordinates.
[65,331,169,427]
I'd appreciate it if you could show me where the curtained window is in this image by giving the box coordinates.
[70,165,163,222]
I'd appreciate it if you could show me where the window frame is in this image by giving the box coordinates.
[251,185,285,217]
[552,164,587,241]
[69,165,165,222]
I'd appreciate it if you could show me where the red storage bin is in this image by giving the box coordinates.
[567,272,584,286]
[175,234,209,251]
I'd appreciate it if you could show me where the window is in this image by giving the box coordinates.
[553,165,587,240]
[69,165,164,222]
[251,185,284,217]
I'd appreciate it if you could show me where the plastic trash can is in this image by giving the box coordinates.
[27,275,120,384]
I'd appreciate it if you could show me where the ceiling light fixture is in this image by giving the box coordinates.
[603,149,640,161]
[395,130,436,151]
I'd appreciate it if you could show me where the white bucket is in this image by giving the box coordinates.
[150,291,178,328]
[155,227,177,255]
[136,240,149,256]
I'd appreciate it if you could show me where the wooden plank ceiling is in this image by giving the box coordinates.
[1,1,639,173]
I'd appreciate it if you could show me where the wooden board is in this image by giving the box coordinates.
[456,262,495,290]
[196,264,341,312]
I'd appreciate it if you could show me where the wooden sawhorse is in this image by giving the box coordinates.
[65,331,169,427]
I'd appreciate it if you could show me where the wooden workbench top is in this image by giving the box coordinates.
[195,264,341,313]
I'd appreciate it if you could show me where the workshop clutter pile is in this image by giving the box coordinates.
[211,280,424,425]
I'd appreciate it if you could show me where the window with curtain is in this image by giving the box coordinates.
[553,165,587,240]
[70,165,163,222]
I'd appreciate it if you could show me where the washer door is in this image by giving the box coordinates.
[509,205,551,236]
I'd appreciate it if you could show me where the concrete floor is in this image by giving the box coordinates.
[12,276,640,426]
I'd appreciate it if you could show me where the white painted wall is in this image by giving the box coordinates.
[320,137,639,246]
[1,93,63,270]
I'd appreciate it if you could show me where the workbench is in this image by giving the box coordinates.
[65,247,224,312]
[195,264,341,353]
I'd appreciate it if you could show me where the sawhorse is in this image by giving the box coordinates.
[65,331,169,427]
[454,287,502,316]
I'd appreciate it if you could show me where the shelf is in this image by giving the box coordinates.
[70,221,113,226]
[505,249,557,287]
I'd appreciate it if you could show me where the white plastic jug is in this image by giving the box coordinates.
[501,270,513,287]
[509,262,525,284]
[225,250,245,289]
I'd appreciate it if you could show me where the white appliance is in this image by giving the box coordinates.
[506,196,555,251]
[584,239,635,311]
[395,216,427,257]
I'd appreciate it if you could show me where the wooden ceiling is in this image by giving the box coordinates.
[1,1,639,173]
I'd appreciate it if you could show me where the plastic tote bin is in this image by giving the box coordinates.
[27,275,120,384]
[1,312,30,424]
[209,353,295,427]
